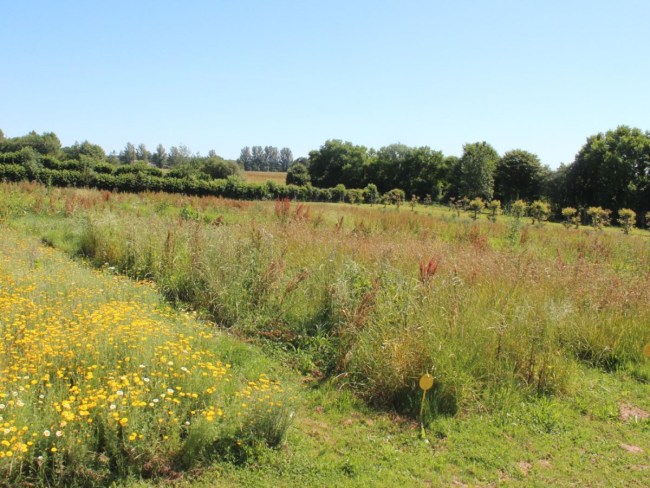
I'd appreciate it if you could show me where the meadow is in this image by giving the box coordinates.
[242,171,287,186]
[0,181,649,486]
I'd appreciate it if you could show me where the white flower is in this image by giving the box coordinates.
[43,430,51,437]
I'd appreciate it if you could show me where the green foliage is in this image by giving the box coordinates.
[587,206,611,230]
[0,131,61,155]
[510,199,527,219]
[566,125,650,216]
[308,140,368,188]
[370,144,448,196]
[363,183,380,205]
[384,188,405,207]
[346,188,364,204]
[529,200,551,225]
[62,140,106,161]
[456,142,499,200]
[332,183,347,202]
[617,208,636,234]
[201,157,241,180]
[561,207,580,229]
[494,149,547,203]
[285,163,310,186]
[486,199,501,222]
[467,197,485,220]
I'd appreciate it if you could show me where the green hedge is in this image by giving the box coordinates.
[1,164,376,203]
[0,153,397,204]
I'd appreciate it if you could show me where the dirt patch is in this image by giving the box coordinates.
[620,444,644,454]
[517,461,532,475]
[539,459,552,468]
[619,403,649,422]
[300,417,335,445]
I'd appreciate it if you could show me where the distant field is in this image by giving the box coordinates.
[243,170,287,185]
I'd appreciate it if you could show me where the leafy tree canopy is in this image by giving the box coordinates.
[566,125,650,214]
[286,162,310,186]
[494,149,547,203]
[308,139,368,188]
[456,142,499,200]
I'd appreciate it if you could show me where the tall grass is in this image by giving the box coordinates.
[3,183,649,419]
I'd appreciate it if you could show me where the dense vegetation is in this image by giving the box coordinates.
[1,126,648,226]
[1,182,649,486]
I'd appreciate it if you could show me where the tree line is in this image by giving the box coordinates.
[0,126,648,224]
[296,126,649,222]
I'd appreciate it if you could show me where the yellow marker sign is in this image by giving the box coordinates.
[644,343,650,358]
[419,374,434,391]
[419,373,434,440]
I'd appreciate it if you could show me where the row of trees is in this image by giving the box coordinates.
[300,126,649,220]
[1,126,648,221]
[237,146,294,172]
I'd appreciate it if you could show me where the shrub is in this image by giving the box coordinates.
[511,199,527,219]
[487,199,501,222]
[529,200,551,225]
[587,206,611,230]
[347,188,364,204]
[332,184,347,203]
[201,158,240,180]
[285,163,310,186]
[467,197,485,220]
[617,208,636,234]
[363,184,380,205]
[561,207,579,229]
[384,188,405,207]
[0,164,27,182]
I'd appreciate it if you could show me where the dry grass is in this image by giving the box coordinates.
[243,171,287,185]
[4,183,650,418]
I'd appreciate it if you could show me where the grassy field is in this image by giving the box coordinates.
[242,171,287,185]
[0,182,649,486]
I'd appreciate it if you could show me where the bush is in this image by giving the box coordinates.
[285,163,310,186]
[363,184,380,205]
[529,200,551,225]
[486,200,501,222]
[93,162,115,174]
[587,206,611,230]
[511,199,527,219]
[347,188,364,204]
[561,207,580,229]
[384,188,405,207]
[201,158,240,180]
[332,184,347,203]
[0,164,27,181]
[617,208,636,234]
[467,197,485,220]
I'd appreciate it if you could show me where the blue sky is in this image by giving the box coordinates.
[1,0,648,168]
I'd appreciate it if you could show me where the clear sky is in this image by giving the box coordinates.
[1,0,649,168]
